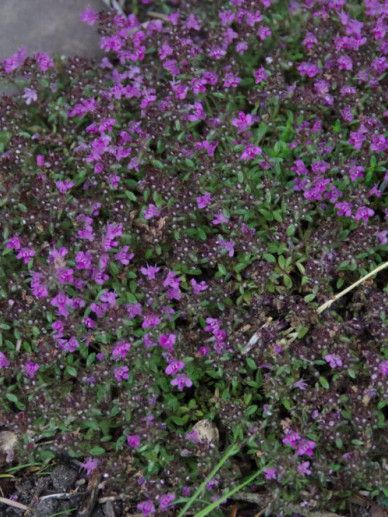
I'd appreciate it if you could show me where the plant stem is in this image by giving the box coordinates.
[177,443,240,517]
[317,261,388,314]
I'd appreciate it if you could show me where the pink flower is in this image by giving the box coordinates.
[196,192,213,209]
[159,333,176,352]
[144,204,161,220]
[127,434,141,448]
[263,467,277,480]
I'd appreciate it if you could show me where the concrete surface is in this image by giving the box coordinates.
[0,0,105,60]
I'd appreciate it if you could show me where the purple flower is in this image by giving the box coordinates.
[75,251,93,270]
[80,457,99,477]
[114,366,129,383]
[232,112,256,132]
[144,204,161,220]
[31,272,48,298]
[296,439,316,457]
[354,206,374,222]
[126,303,143,318]
[0,352,10,368]
[378,360,388,377]
[16,247,35,264]
[196,192,213,209]
[22,88,38,105]
[254,66,268,84]
[335,202,352,217]
[159,493,176,511]
[218,239,235,257]
[263,467,277,480]
[165,360,185,376]
[24,361,40,379]
[112,341,131,361]
[127,434,141,448]
[240,144,262,160]
[80,6,98,26]
[115,246,134,265]
[159,333,176,352]
[6,235,22,250]
[56,180,74,193]
[142,314,161,329]
[140,265,160,280]
[191,278,208,294]
[297,461,312,476]
[187,102,205,122]
[3,47,27,73]
[35,52,54,72]
[282,430,301,448]
[324,354,343,369]
[212,212,229,225]
[298,62,321,78]
[293,379,308,390]
[137,500,155,516]
[171,374,193,391]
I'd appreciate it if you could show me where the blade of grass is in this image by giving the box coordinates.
[177,443,240,517]
[195,466,267,517]
[317,261,388,314]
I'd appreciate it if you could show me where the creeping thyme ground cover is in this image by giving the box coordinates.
[0,0,387,514]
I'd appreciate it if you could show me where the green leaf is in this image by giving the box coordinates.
[263,253,276,263]
[319,376,330,389]
[89,446,106,456]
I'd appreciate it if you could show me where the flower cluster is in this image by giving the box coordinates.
[0,0,386,514]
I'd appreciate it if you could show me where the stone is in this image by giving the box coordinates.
[0,0,105,60]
